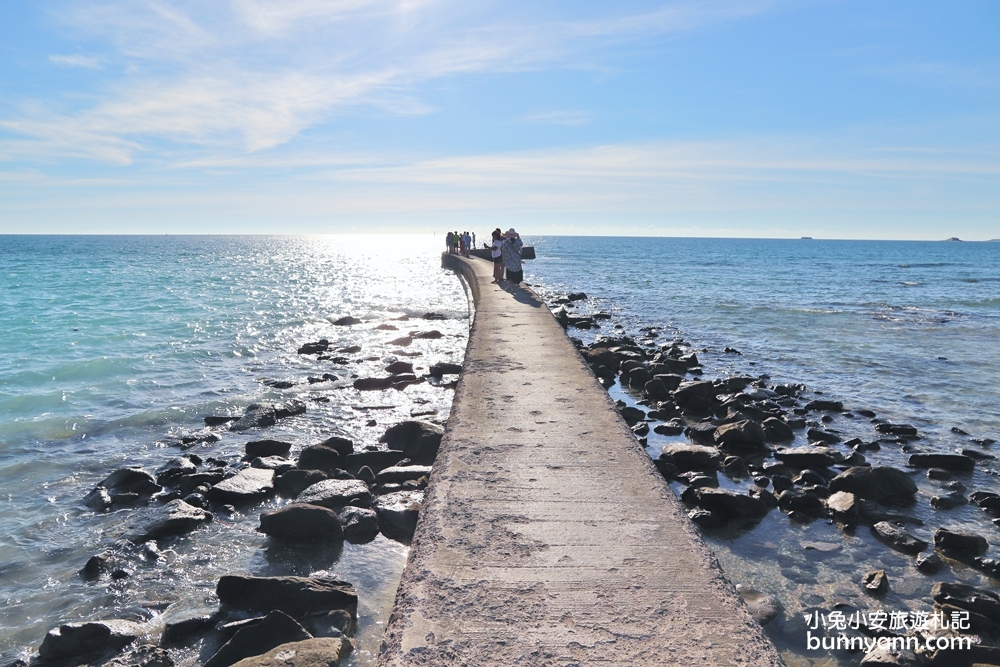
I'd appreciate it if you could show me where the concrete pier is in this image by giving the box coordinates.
[377,254,783,666]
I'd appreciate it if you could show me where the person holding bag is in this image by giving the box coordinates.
[501,228,524,286]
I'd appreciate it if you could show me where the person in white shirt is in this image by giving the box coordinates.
[490,229,504,283]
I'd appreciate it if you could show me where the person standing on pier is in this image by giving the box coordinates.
[501,228,524,286]
[490,229,504,283]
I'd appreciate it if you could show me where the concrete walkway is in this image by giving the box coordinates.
[378,255,783,666]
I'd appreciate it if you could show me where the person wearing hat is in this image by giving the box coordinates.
[500,228,524,286]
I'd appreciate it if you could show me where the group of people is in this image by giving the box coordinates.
[446,231,475,257]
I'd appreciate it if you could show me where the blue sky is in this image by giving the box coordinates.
[0,1,998,238]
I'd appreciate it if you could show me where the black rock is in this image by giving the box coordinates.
[127,499,212,542]
[38,620,143,665]
[161,614,219,646]
[567,292,587,301]
[379,421,443,465]
[695,488,769,520]
[203,610,311,667]
[874,423,918,437]
[245,440,292,459]
[259,504,344,543]
[229,404,277,432]
[428,362,462,377]
[762,417,794,442]
[385,361,414,375]
[296,479,372,509]
[658,444,720,473]
[216,575,358,618]
[98,467,161,495]
[931,581,1000,624]
[871,521,927,555]
[410,329,443,339]
[714,419,767,452]
[333,316,361,326]
[80,553,110,581]
[316,436,354,458]
[376,465,432,484]
[274,400,306,420]
[908,453,975,473]
[930,491,967,509]
[804,400,843,412]
[374,490,423,541]
[275,469,330,497]
[297,340,330,355]
[934,527,988,556]
[915,552,942,574]
[297,445,344,474]
[155,457,198,485]
[207,468,275,505]
[777,489,827,517]
[653,419,686,436]
[828,466,917,506]
[205,415,240,426]
[806,428,841,444]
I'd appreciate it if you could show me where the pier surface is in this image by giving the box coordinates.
[378,255,783,666]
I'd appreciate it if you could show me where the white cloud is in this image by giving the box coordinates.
[48,54,103,69]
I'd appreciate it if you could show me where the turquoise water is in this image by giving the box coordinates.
[0,235,469,665]
[525,237,1000,665]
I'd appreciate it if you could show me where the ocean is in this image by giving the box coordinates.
[2,234,999,667]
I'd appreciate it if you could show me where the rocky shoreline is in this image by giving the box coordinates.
[544,289,1000,667]
[10,312,464,667]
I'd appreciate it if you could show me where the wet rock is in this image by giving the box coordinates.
[379,421,443,465]
[915,552,942,574]
[909,453,975,473]
[343,451,407,475]
[208,468,275,505]
[722,456,747,477]
[353,377,393,391]
[695,488,769,520]
[774,447,837,469]
[961,448,996,461]
[155,458,198,485]
[296,479,371,509]
[106,646,173,667]
[748,486,778,508]
[653,419,686,436]
[38,620,143,665]
[409,329,443,339]
[859,646,921,667]
[354,466,376,486]
[777,488,827,517]
[771,474,793,493]
[931,582,1000,625]
[735,585,782,626]
[161,614,218,645]
[99,467,161,496]
[874,423,918,437]
[297,445,344,474]
[862,569,889,595]
[657,444,720,473]
[806,427,841,444]
[428,362,462,377]
[259,504,344,543]
[385,361,414,375]
[204,610,312,667]
[217,576,358,618]
[297,340,329,355]
[227,637,350,667]
[871,521,927,555]
[930,491,966,510]
[828,466,917,505]
[128,499,212,542]
[205,415,240,426]
[805,399,843,412]
[934,527,988,556]
[762,417,794,442]
[826,491,859,524]
[972,556,1000,578]
[333,316,361,326]
[275,400,306,420]
[376,465,432,485]
[714,419,767,452]
[687,508,721,528]
[230,404,278,432]
[246,440,292,459]
[275,469,329,497]
[337,507,379,542]
[673,380,716,409]
[373,490,423,541]
[642,378,671,402]
[80,553,110,581]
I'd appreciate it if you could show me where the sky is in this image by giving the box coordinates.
[0,0,998,238]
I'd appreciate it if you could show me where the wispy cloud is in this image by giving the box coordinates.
[48,54,103,69]
[519,111,592,126]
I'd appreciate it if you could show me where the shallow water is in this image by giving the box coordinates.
[525,236,1000,665]
[0,235,469,665]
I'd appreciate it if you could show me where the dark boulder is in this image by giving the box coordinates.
[275,400,306,420]
[385,361,414,375]
[275,469,329,497]
[38,620,142,665]
[127,499,212,542]
[379,421,443,465]
[806,428,841,444]
[909,453,975,473]
[343,451,407,475]
[337,507,379,542]
[714,420,767,452]
[673,380,716,407]
[333,316,361,326]
[297,340,329,355]
[98,467,161,496]
[353,377,394,391]
[376,465,432,485]
[230,404,278,432]
[804,400,843,412]
[658,444,720,473]
[915,553,942,574]
[373,490,423,541]
[695,488,769,520]
[410,330,443,339]
[259,504,344,543]
[774,447,837,469]
[931,582,1000,625]
[428,362,462,377]
[203,610,311,667]
[777,488,827,517]
[642,378,671,402]
[208,468,275,505]
[828,467,917,505]
[762,418,794,442]
[874,423,918,437]
[226,638,350,667]
[871,521,927,555]
[205,415,240,426]
[296,479,371,509]
[155,458,198,485]
[297,445,344,474]
[653,419,686,436]
[316,436,354,458]
[930,491,966,509]
[971,490,1000,516]
[216,576,358,618]
[862,569,888,596]
[934,527,988,556]
[245,440,292,459]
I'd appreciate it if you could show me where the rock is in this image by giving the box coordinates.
[343,451,407,475]
[735,585,783,626]
[373,490,423,541]
[107,646,173,667]
[653,419,685,436]
[379,421,443,465]
[127,499,212,542]
[874,423,918,437]
[205,415,240,426]
[673,380,716,407]
[859,646,921,667]
[83,486,115,511]
[642,378,671,402]
[687,508,721,528]
[38,620,143,664]
[376,465,432,484]
[203,610,312,667]
[275,469,330,497]
[777,488,827,517]
[862,569,888,595]
[695,488,769,520]
[909,453,975,473]
[826,491,859,524]
[931,582,1000,624]
[774,447,837,469]
[934,527,988,556]
[296,479,371,509]
[428,362,462,377]
[806,427,841,444]
[251,457,294,473]
[658,444,720,473]
[409,330,443,339]
[228,638,350,667]
[871,521,927,555]
[333,317,361,326]
[297,340,329,355]
[259,504,344,543]
[828,466,917,505]
[98,467,161,496]
[915,552,942,574]
[316,436,353,458]
[161,615,218,645]
[80,553,110,580]
[275,400,306,420]
[216,576,358,618]
[155,458,198,485]
[748,486,778,508]
[762,417,794,442]
[385,361,413,375]
[567,292,587,301]
[930,491,966,509]
[208,468,275,505]
[337,506,379,541]
[714,420,767,452]
[971,490,1000,515]
[230,404,278,432]
[246,440,292,459]
[805,399,843,412]
[353,377,392,391]
[297,445,344,474]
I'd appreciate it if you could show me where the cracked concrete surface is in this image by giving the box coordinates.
[377,255,784,666]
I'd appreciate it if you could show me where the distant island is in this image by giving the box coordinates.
[800,236,813,240]
[943,237,963,242]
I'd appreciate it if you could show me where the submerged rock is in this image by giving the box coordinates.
[735,585,783,626]
[871,521,927,555]
[861,569,888,596]
[127,499,212,542]
[828,466,917,505]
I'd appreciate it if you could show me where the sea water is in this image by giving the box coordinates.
[524,237,1000,666]
[0,235,470,666]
